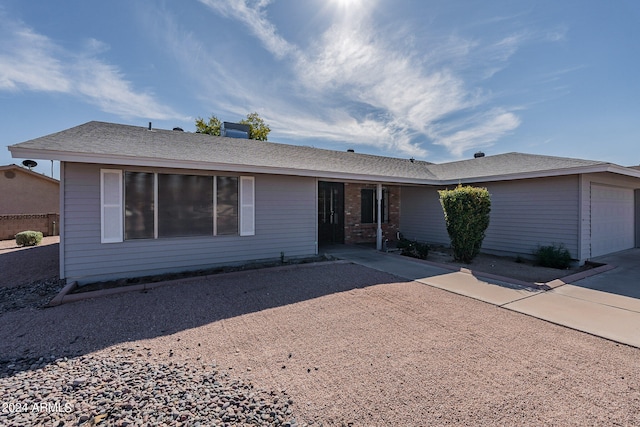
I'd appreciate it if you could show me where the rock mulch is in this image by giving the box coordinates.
[0,347,300,427]
[0,277,64,314]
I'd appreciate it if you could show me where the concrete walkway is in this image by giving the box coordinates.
[323,245,640,348]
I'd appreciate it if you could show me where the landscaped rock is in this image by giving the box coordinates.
[0,350,300,426]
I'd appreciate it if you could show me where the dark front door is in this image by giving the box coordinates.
[318,181,344,244]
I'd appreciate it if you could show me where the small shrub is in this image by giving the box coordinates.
[15,230,43,247]
[534,244,572,269]
[397,238,429,260]
[439,185,491,263]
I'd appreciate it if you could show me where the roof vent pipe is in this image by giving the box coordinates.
[148,122,152,131]
[347,149,355,153]
[474,151,485,158]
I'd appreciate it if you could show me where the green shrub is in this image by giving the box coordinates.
[438,185,491,263]
[15,230,43,247]
[534,244,572,269]
[397,238,429,260]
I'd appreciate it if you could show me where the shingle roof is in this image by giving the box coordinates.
[10,121,436,181]
[8,121,636,183]
[427,152,607,182]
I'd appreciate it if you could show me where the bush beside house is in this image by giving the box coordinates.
[439,185,491,263]
[534,244,572,269]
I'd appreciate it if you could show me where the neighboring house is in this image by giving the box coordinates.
[0,164,60,239]
[8,121,640,284]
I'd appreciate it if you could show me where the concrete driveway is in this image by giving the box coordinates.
[325,245,640,348]
[572,248,640,299]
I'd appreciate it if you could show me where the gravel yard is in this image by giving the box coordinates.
[1,239,640,426]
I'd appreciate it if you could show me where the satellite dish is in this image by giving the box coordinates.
[22,159,37,170]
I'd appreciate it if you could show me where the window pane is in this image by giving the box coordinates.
[361,189,374,223]
[158,174,213,237]
[124,172,155,239]
[217,176,238,235]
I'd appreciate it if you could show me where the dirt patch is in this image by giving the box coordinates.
[69,255,335,294]
[425,245,593,284]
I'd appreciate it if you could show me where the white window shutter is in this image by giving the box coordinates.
[239,176,255,236]
[101,169,123,243]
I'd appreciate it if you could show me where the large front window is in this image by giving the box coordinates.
[158,174,214,237]
[108,171,253,242]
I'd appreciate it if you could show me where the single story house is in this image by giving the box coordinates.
[0,164,60,239]
[9,121,640,285]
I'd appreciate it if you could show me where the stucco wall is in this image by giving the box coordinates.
[0,167,59,214]
[0,213,59,240]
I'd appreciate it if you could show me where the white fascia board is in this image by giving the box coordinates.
[9,147,440,185]
[604,164,640,178]
[438,165,640,185]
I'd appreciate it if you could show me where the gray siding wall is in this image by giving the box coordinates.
[399,186,449,244]
[63,163,317,284]
[400,176,580,259]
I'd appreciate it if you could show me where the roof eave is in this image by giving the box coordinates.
[0,161,60,183]
[9,147,440,185]
[12,146,640,185]
[438,164,640,185]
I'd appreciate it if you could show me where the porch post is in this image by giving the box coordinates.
[376,183,383,250]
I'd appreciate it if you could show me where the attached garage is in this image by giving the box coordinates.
[590,184,635,257]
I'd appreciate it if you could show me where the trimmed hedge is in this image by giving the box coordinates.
[15,230,43,247]
[438,185,491,263]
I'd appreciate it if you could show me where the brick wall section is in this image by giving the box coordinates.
[0,213,59,240]
[344,183,400,244]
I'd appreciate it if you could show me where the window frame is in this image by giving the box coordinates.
[100,169,255,243]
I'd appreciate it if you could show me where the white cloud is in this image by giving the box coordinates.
[269,110,428,157]
[75,59,181,120]
[185,2,546,158]
[197,0,296,58]
[0,17,184,120]
[428,109,521,156]
[0,22,70,92]
[148,8,259,117]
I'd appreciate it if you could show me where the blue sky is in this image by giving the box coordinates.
[1,0,639,178]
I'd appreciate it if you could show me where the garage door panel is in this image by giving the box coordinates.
[591,184,634,257]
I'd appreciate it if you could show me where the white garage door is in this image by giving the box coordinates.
[591,184,635,257]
